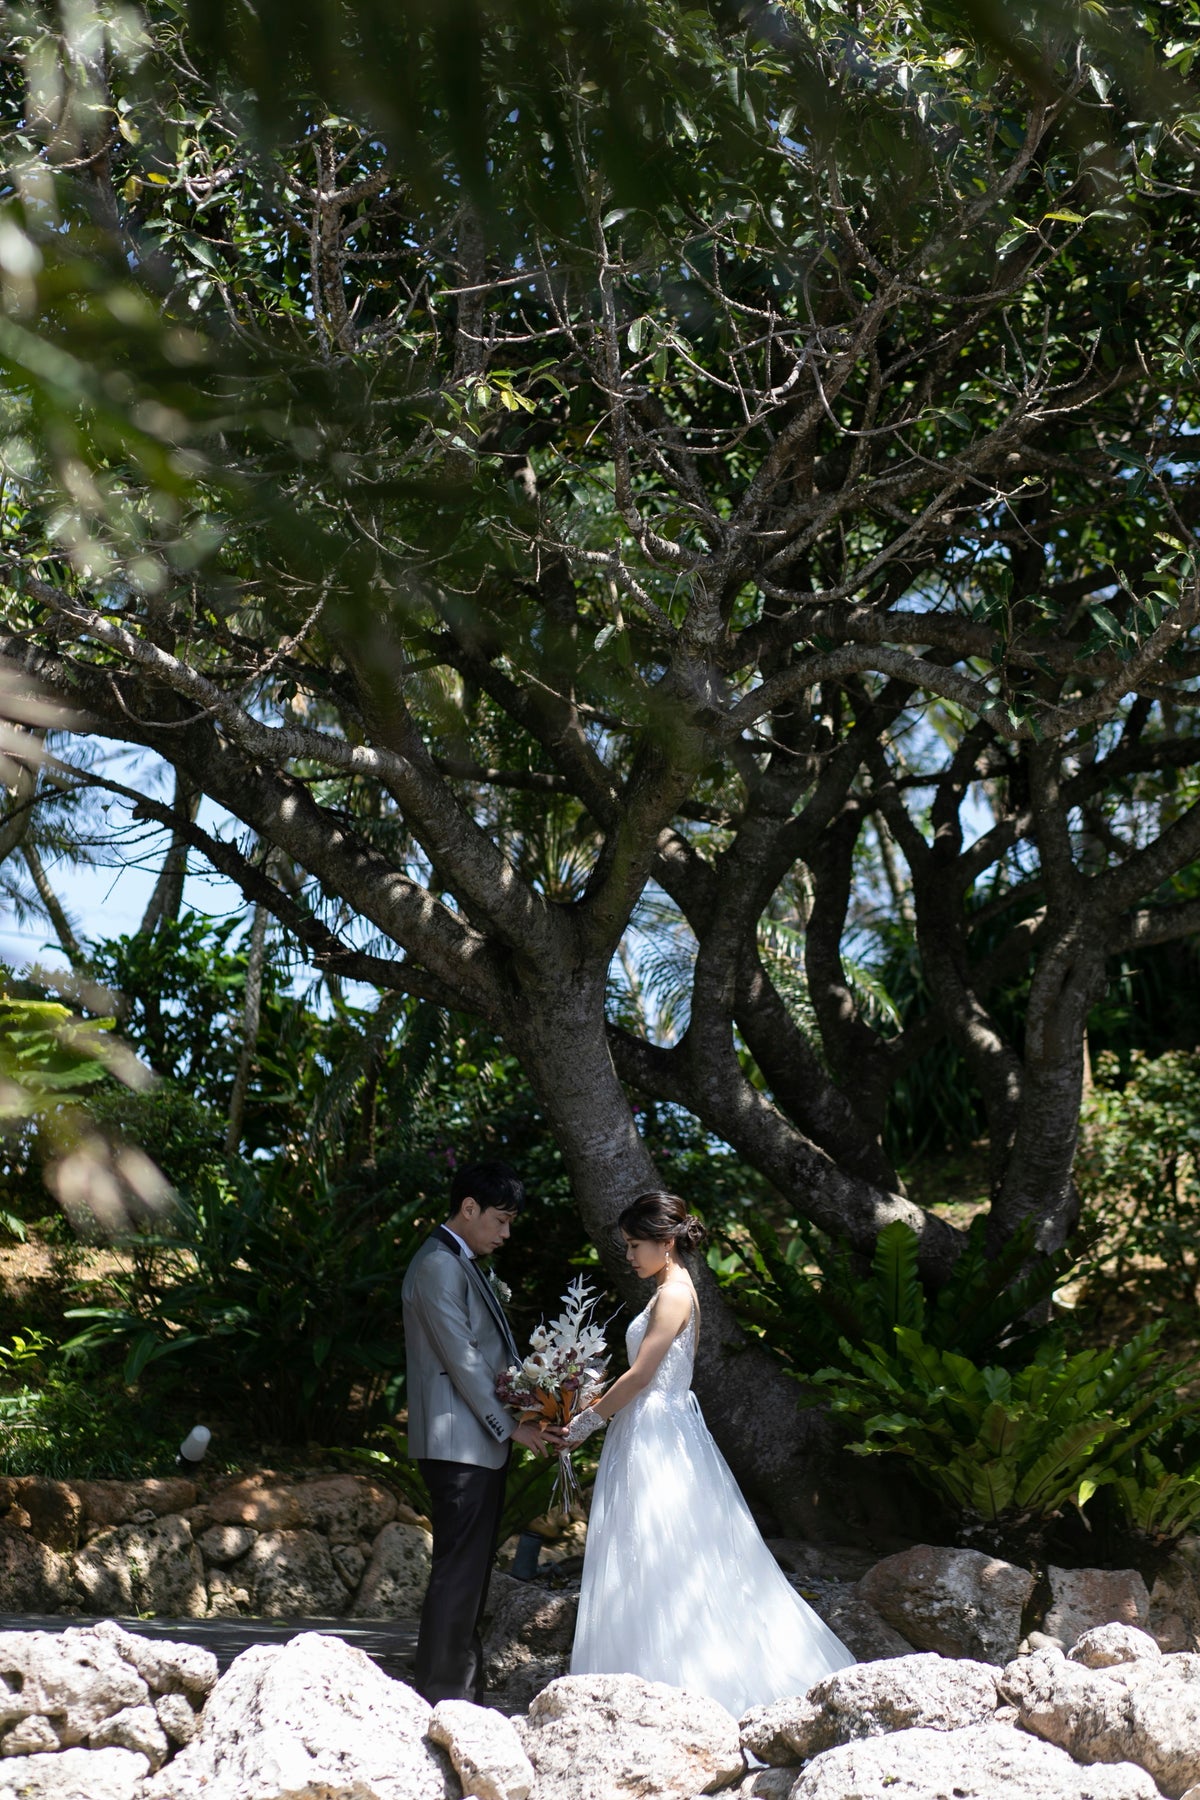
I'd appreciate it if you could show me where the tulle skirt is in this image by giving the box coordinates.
[570,1386,855,1718]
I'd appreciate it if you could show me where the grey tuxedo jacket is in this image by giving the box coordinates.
[401,1229,521,1469]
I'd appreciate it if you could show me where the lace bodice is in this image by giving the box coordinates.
[625,1293,697,1404]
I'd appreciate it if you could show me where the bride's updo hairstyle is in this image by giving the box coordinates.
[618,1191,707,1255]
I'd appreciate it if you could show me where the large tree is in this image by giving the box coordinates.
[3,0,1200,1522]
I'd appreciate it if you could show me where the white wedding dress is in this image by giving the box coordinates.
[570,1295,855,1718]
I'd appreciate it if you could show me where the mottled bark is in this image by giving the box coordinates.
[503,972,851,1530]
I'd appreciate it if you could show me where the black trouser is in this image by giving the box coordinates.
[414,1451,510,1704]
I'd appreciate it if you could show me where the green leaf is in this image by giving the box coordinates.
[1088,604,1122,639]
[872,1222,925,1334]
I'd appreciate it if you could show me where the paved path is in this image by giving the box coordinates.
[0,1614,418,1680]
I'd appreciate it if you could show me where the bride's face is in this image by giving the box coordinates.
[622,1231,670,1281]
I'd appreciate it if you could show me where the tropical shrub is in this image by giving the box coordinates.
[62,1153,433,1443]
[1107,1447,1200,1551]
[815,1322,1199,1559]
[715,1216,1073,1376]
[1077,1049,1200,1313]
[0,1330,180,1479]
[87,916,292,1139]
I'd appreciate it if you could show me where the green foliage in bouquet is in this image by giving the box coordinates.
[717,1216,1072,1375]
[815,1322,1199,1556]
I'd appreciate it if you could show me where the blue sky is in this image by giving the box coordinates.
[1,742,245,979]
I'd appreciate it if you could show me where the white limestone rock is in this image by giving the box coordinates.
[789,1718,1161,1799]
[0,1627,148,1744]
[800,1582,915,1660]
[90,1620,218,1701]
[73,1516,207,1618]
[0,1716,59,1756]
[482,1582,578,1711]
[429,1697,534,1800]
[740,1652,999,1763]
[138,1629,452,1800]
[1000,1642,1200,1799]
[89,1701,170,1771]
[351,1519,434,1619]
[516,1672,743,1800]
[0,1534,73,1612]
[331,1541,366,1590]
[1149,1549,1200,1653]
[857,1545,1034,1665]
[0,1745,149,1800]
[725,1771,799,1800]
[154,1691,201,1747]
[289,1474,398,1545]
[203,1570,251,1617]
[1124,1661,1200,1798]
[239,1528,347,1617]
[1069,1622,1162,1669]
[1041,1565,1150,1652]
[195,1525,255,1567]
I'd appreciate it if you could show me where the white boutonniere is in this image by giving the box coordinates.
[487,1268,512,1306]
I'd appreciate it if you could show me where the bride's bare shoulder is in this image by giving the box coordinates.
[654,1280,694,1330]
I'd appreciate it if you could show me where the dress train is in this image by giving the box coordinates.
[570,1296,855,1718]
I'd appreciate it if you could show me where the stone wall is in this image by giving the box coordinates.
[3,1468,1199,1670]
[0,1473,433,1620]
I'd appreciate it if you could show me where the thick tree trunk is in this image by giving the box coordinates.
[988,929,1104,1254]
[505,968,879,1536]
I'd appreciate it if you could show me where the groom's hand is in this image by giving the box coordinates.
[512,1420,552,1458]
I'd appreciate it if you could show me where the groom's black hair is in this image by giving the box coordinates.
[450,1160,526,1216]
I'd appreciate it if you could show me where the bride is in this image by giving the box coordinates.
[563,1191,855,1718]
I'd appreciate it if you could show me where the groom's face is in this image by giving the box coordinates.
[454,1197,519,1257]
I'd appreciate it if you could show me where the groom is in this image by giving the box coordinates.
[402,1159,553,1704]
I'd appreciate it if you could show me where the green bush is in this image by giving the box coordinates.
[1078,1049,1200,1312]
[84,1084,226,1196]
[1107,1443,1200,1549]
[63,1152,433,1444]
[815,1321,1199,1559]
[715,1215,1072,1376]
[0,1331,180,1478]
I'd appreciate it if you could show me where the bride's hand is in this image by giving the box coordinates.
[563,1405,606,1449]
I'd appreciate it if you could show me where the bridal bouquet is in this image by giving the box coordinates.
[496,1274,609,1508]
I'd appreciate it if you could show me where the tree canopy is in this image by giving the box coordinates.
[4,0,1200,1518]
